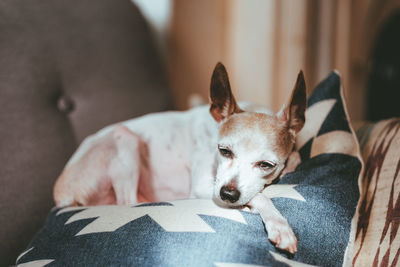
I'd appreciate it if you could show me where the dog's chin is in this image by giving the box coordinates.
[212,195,249,209]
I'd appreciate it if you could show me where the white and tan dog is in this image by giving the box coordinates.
[54,62,306,254]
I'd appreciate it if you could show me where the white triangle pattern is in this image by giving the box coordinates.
[296,98,357,157]
[17,259,54,267]
[296,99,336,149]
[56,186,307,235]
[58,199,247,235]
[262,184,306,202]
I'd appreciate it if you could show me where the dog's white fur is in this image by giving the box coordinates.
[54,63,306,254]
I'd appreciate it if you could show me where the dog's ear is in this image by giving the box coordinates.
[210,62,242,122]
[278,70,307,134]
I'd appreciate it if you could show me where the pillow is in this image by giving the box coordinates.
[16,72,362,267]
[352,118,400,267]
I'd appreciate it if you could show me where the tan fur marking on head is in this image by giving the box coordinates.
[219,112,294,158]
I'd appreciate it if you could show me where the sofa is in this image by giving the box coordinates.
[2,1,399,266]
[0,0,171,265]
[11,68,400,266]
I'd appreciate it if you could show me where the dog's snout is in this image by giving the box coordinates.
[220,185,241,203]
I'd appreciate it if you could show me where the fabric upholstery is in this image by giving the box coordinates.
[0,0,170,265]
[16,72,362,266]
[352,119,400,266]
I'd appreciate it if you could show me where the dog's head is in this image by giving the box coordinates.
[210,62,306,207]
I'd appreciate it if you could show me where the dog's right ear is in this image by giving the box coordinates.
[210,62,242,122]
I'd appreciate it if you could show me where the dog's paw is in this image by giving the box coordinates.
[264,217,298,254]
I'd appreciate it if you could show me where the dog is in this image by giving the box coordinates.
[54,62,306,254]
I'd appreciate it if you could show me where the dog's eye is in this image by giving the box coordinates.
[256,161,276,170]
[218,146,233,158]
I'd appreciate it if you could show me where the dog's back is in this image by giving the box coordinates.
[54,105,219,206]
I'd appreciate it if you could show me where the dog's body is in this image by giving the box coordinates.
[54,63,306,254]
[55,103,278,204]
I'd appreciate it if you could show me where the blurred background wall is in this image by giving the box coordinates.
[134,0,400,121]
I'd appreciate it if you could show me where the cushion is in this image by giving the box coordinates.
[351,119,400,266]
[16,72,362,266]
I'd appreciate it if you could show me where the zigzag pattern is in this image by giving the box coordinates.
[58,187,305,236]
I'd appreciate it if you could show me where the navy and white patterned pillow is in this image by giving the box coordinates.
[16,72,362,267]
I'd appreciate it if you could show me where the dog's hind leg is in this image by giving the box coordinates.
[54,125,143,207]
[108,125,143,205]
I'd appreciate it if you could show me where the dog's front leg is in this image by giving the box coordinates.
[248,193,297,254]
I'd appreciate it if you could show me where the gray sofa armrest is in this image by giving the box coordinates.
[0,0,171,265]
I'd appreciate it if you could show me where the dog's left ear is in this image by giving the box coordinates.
[210,62,243,122]
[278,70,307,134]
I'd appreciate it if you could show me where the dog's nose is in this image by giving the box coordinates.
[220,185,241,203]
